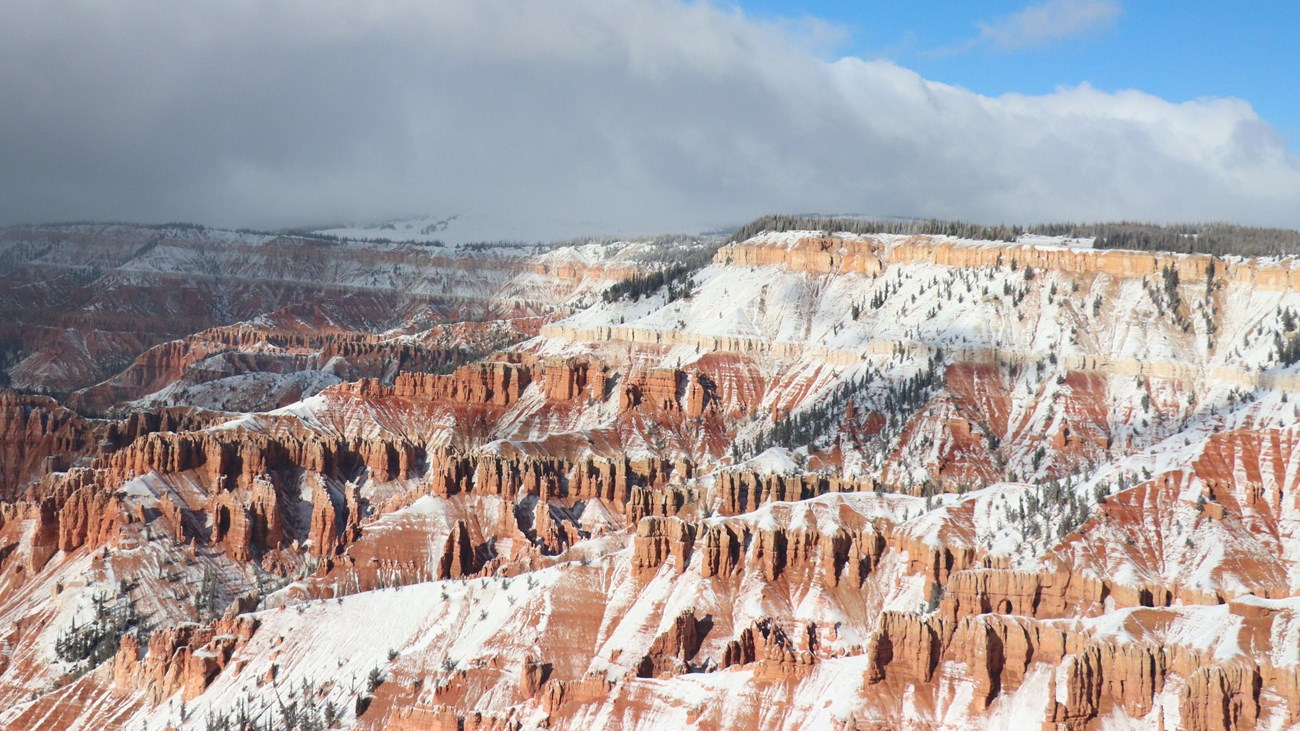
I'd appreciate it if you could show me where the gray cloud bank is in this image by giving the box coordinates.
[2,0,1298,240]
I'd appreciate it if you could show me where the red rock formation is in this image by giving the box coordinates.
[940,567,1109,621]
[339,361,533,407]
[683,373,718,419]
[112,616,258,703]
[753,529,788,582]
[721,618,816,680]
[438,520,477,580]
[699,522,747,578]
[382,705,521,731]
[636,611,703,677]
[209,478,283,562]
[1179,664,1261,731]
[852,607,1283,731]
[624,486,688,523]
[864,612,945,685]
[819,527,884,588]
[56,486,129,553]
[308,483,343,558]
[424,451,686,508]
[720,236,883,275]
[542,357,589,402]
[539,675,615,717]
[631,517,695,578]
[713,469,881,516]
[0,392,103,499]
[70,323,485,413]
[519,658,549,698]
[102,429,423,489]
[619,368,684,413]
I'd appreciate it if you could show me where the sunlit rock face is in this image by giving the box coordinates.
[6,222,1300,729]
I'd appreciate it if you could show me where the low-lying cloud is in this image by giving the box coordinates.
[1,0,1296,240]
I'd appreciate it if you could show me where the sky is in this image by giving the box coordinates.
[1,0,1298,241]
[739,2,1300,149]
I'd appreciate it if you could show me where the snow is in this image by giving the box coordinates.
[738,448,801,474]
[18,224,1300,728]
[984,663,1054,730]
[1015,234,1095,249]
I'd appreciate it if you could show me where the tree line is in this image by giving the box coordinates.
[601,241,720,304]
[726,215,1300,258]
[727,215,1021,244]
[1026,221,1300,258]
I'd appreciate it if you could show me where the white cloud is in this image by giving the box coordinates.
[979,0,1122,51]
[0,0,1295,240]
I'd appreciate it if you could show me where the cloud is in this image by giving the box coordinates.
[978,0,1122,51]
[0,0,1296,241]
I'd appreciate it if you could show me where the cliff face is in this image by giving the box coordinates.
[0,392,103,500]
[720,236,883,275]
[856,608,1285,731]
[340,362,534,407]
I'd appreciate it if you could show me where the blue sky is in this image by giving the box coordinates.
[738,1,1300,152]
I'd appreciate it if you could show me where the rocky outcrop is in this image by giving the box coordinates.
[940,567,1109,621]
[855,608,1284,731]
[699,522,747,578]
[619,368,683,413]
[307,482,361,558]
[541,357,605,402]
[864,612,945,686]
[26,499,60,573]
[87,428,421,560]
[625,486,689,523]
[0,223,582,396]
[339,361,533,407]
[519,658,550,698]
[0,391,103,499]
[885,237,1213,282]
[0,479,132,573]
[426,451,686,507]
[383,705,521,731]
[617,368,719,419]
[438,520,478,580]
[55,486,129,554]
[721,618,817,680]
[631,517,695,578]
[102,429,421,488]
[539,675,615,717]
[209,478,283,562]
[713,470,881,515]
[720,236,883,275]
[636,514,886,590]
[112,615,258,703]
[636,611,703,677]
[1178,664,1262,731]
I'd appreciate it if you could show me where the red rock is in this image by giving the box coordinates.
[631,517,695,578]
[112,616,258,703]
[637,611,703,677]
[438,520,477,580]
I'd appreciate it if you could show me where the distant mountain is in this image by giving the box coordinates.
[311,211,683,246]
